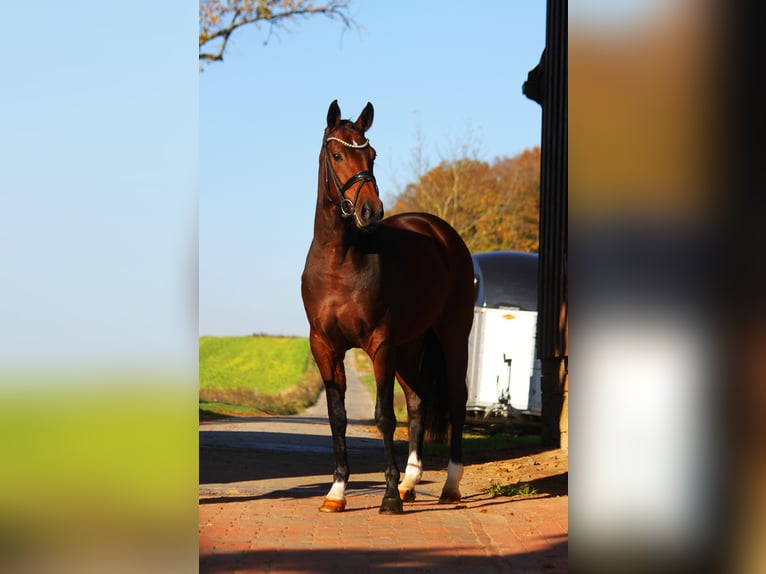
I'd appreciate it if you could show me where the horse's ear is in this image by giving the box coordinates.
[355,102,374,132]
[327,100,341,130]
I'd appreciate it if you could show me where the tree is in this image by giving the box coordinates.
[199,0,357,67]
[390,147,541,253]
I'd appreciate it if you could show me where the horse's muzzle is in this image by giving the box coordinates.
[354,200,384,229]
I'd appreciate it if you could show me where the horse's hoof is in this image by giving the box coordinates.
[319,498,346,512]
[379,497,404,514]
[399,488,416,503]
[438,490,461,504]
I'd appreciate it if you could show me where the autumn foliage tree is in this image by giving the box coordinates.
[199,0,356,67]
[389,147,541,253]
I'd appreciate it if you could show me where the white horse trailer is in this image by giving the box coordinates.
[466,251,542,421]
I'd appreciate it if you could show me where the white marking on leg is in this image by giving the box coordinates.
[399,450,423,491]
[326,480,347,501]
[444,460,464,494]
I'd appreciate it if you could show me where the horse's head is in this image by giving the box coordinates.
[322,100,384,230]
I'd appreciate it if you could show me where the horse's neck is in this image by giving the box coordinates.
[312,191,343,239]
[313,169,348,241]
[310,189,372,267]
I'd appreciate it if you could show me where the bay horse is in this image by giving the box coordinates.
[301,100,475,514]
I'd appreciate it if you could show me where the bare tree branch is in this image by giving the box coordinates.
[199,0,357,68]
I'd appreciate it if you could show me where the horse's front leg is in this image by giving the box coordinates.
[371,343,403,514]
[310,333,349,512]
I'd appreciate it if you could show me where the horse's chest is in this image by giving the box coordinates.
[303,263,385,337]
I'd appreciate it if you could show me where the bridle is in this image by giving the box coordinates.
[322,132,379,219]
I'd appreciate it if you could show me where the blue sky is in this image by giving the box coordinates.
[0,1,545,374]
[1,2,198,373]
[200,1,547,337]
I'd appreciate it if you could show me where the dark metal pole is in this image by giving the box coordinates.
[523,0,568,448]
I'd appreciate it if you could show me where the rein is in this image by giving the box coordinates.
[323,134,379,219]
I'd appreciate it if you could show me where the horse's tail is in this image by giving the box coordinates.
[420,329,450,444]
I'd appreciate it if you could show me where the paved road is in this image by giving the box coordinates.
[199,354,568,573]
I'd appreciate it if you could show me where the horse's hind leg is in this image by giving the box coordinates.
[438,334,469,504]
[398,382,425,503]
[393,341,425,503]
[440,406,466,503]
[310,332,350,512]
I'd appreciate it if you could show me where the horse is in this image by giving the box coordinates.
[301,100,475,514]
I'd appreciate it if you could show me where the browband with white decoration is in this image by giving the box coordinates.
[326,136,370,149]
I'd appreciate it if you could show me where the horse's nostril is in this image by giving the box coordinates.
[359,203,376,223]
[355,202,382,229]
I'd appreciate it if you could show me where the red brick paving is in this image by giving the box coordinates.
[200,487,567,573]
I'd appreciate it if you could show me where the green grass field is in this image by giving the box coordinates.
[199,336,322,416]
[200,336,310,393]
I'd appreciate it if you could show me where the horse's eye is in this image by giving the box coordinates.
[332,152,342,161]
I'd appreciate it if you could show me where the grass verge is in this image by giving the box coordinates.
[199,336,323,417]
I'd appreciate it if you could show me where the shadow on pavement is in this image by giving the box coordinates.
[199,540,568,573]
[200,430,386,484]
[528,471,568,497]
[198,478,400,505]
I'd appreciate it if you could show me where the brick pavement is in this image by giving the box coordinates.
[200,357,567,573]
[199,484,567,573]
[200,418,567,574]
